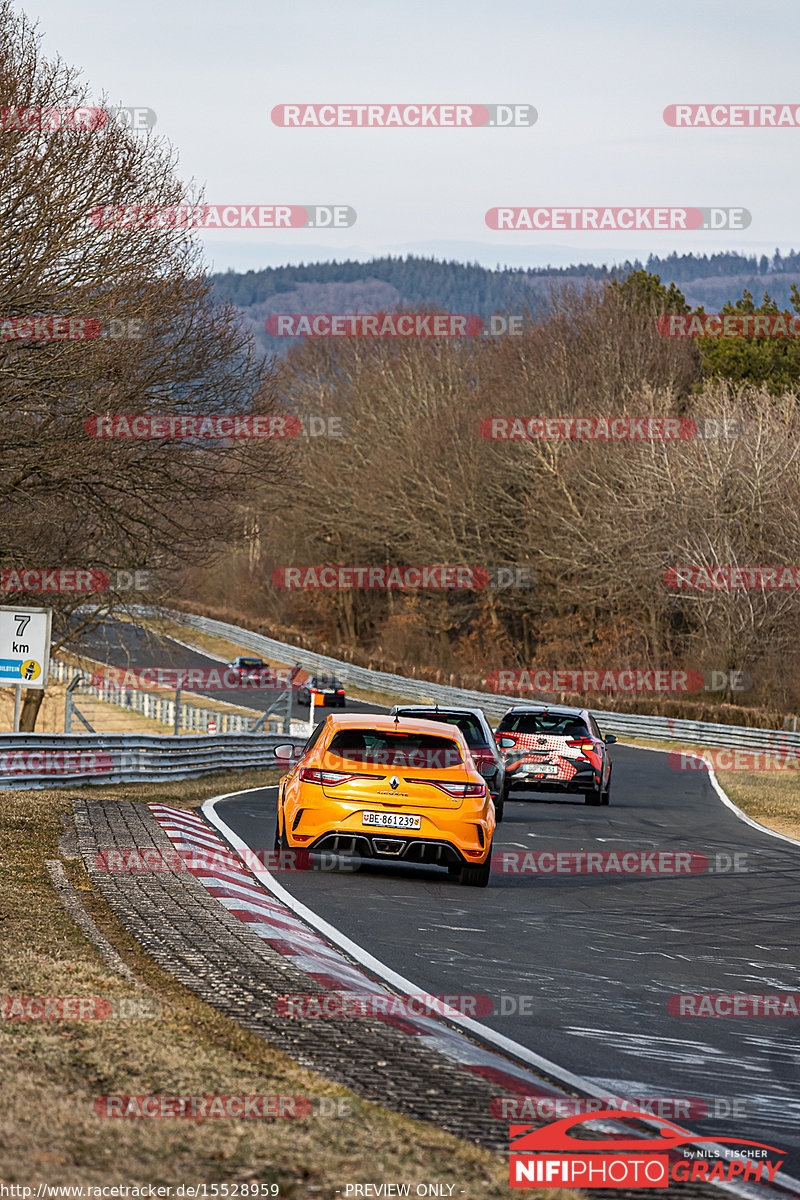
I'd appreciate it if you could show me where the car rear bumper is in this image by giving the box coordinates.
[506,765,599,794]
[308,830,480,866]
[284,798,493,865]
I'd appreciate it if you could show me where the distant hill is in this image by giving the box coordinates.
[209,252,800,358]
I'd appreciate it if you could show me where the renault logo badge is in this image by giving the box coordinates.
[390,775,399,790]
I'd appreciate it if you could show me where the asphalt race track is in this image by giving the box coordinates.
[71,616,800,1177]
[213,748,800,1178]
[71,617,385,725]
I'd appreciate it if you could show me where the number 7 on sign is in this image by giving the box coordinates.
[14,615,30,638]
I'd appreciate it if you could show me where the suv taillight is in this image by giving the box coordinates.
[567,739,595,755]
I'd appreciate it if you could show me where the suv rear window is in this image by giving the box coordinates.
[401,710,487,748]
[498,711,591,738]
[326,729,463,769]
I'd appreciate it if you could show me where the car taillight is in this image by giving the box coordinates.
[336,689,344,694]
[567,739,595,755]
[299,768,383,785]
[407,779,485,798]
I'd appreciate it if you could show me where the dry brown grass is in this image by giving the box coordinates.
[1,773,575,1198]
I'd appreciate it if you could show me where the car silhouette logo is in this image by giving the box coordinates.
[390,776,399,790]
[510,1110,784,1155]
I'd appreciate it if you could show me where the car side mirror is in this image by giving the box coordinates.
[604,734,617,745]
[497,736,516,748]
[274,743,301,761]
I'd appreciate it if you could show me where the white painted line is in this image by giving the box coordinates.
[201,784,799,1200]
[621,742,800,850]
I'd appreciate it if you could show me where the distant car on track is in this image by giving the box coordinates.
[389,704,507,822]
[296,674,346,707]
[226,656,271,682]
[273,713,495,886]
[496,704,615,805]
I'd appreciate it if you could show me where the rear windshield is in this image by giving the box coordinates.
[401,711,487,748]
[327,729,463,769]
[238,658,263,668]
[311,676,340,687]
[497,712,590,738]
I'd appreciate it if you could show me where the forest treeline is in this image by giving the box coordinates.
[188,272,800,721]
[6,0,800,727]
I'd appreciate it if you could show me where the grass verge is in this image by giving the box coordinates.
[1,770,572,1198]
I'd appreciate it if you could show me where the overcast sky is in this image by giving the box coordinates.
[22,0,800,273]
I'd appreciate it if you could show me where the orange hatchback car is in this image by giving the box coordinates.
[273,713,496,886]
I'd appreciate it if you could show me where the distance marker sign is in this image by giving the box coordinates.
[0,606,52,689]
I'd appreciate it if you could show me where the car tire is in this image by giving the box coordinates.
[493,793,505,823]
[459,844,493,887]
[584,787,603,805]
[601,776,612,805]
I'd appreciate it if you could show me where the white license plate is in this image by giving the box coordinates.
[522,763,559,775]
[362,811,421,829]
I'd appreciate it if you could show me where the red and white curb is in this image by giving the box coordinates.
[148,801,796,1199]
[149,803,568,1099]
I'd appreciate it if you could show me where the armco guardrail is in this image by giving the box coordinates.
[49,657,283,735]
[0,732,306,789]
[140,607,800,753]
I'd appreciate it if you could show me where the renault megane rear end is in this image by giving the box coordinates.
[275,714,495,885]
